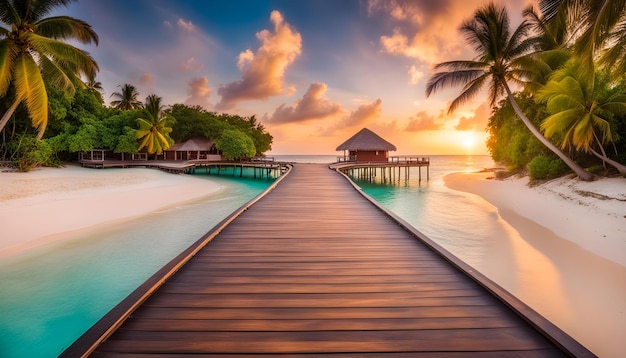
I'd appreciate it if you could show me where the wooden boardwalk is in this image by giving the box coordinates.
[63,164,593,356]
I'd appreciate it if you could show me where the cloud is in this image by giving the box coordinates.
[371,0,529,66]
[456,102,490,130]
[406,110,443,131]
[177,18,195,32]
[179,57,203,72]
[139,73,153,85]
[184,76,212,109]
[322,98,383,135]
[344,98,383,127]
[408,65,424,84]
[269,82,342,124]
[216,10,302,110]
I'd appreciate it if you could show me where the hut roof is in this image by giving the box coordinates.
[168,137,215,151]
[336,128,397,151]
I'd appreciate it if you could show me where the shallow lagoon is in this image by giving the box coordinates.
[0,172,271,357]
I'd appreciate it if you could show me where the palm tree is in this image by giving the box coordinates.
[537,60,626,173]
[0,0,99,139]
[425,2,594,180]
[136,94,174,155]
[110,83,142,110]
[85,74,103,103]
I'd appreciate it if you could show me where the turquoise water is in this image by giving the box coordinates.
[0,172,271,357]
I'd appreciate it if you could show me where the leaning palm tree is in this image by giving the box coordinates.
[110,83,143,110]
[426,2,594,180]
[0,0,99,139]
[136,94,174,155]
[537,60,626,173]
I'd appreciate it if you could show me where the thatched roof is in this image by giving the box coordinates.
[336,128,396,151]
[168,137,215,151]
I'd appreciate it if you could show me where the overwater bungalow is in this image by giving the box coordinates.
[163,137,221,161]
[336,127,397,163]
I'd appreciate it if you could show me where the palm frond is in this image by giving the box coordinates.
[39,54,75,95]
[27,33,99,77]
[29,0,76,22]
[590,113,614,143]
[425,69,485,98]
[541,108,580,140]
[35,16,99,45]
[14,53,48,138]
[0,39,17,96]
[0,0,20,26]
[448,73,489,113]
[433,60,489,71]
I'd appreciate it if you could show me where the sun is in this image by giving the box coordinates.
[462,133,476,150]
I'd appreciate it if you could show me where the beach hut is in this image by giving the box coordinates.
[336,128,396,163]
[164,137,220,161]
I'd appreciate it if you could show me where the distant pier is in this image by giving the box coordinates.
[62,164,592,356]
[78,155,288,178]
[332,155,430,181]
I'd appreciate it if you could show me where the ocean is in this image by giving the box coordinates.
[0,155,621,356]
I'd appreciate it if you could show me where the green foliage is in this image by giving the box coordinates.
[487,94,551,171]
[116,127,139,153]
[528,155,570,180]
[215,129,256,160]
[168,104,272,156]
[8,134,60,171]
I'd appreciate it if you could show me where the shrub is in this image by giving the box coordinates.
[528,155,570,180]
[9,135,60,171]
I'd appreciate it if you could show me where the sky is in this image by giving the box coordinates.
[61,0,535,155]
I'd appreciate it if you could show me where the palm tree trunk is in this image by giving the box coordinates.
[589,148,626,174]
[503,84,595,181]
[0,98,21,136]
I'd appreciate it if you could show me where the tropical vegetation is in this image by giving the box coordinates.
[0,1,273,171]
[428,0,626,180]
[0,0,99,139]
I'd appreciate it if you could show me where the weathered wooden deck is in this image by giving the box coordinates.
[62,164,593,356]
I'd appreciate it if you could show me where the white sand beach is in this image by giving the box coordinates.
[445,172,626,357]
[444,172,626,267]
[0,165,221,257]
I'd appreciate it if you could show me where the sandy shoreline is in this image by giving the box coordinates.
[0,165,221,257]
[444,172,626,268]
[444,172,626,356]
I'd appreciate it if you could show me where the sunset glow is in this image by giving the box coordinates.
[60,0,534,155]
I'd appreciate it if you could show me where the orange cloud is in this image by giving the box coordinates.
[372,0,530,66]
[406,110,443,131]
[456,102,491,130]
[269,83,342,124]
[216,10,302,110]
[184,76,212,109]
[345,98,383,127]
[322,98,383,135]
[139,73,153,85]
[179,57,203,72]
